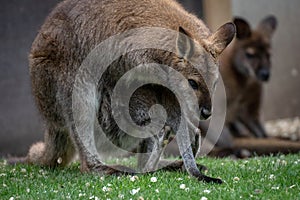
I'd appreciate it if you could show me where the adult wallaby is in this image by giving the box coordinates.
[202,16,277,152]
[13,0,235,183]
[222,15,277,138]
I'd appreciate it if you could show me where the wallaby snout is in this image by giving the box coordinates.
[257,68,270,81]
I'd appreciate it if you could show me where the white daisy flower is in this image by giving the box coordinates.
[203,189,211,194]
[179,184,186,189]
[130,176,138,182]
[271,186,280,190]
[150,177,157,183]
[102,186,112,192]
[130,188,140,195]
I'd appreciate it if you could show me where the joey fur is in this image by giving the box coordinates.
[16,0,235,183]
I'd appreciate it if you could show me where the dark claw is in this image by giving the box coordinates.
[198,175,223,184]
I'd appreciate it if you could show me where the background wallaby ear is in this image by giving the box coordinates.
[234,17,252,39]
[176,27,194,59]
[206,22,236,58]
[257,15,277,39]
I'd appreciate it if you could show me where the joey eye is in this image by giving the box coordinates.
[188,79,198,90]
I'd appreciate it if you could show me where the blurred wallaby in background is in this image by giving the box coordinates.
[200,16,277,149]
[199,16,300,157]
[220,16,277,140]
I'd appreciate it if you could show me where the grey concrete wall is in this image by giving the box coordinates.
[0,0,60,157]
[231,0,300,120]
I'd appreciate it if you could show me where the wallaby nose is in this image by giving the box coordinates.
[257,69,270,81]
[200,106,211,120]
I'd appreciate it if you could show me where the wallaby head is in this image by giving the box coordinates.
[231,15,277,82]
[175,24,235,120]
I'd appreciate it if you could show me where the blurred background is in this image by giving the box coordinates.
[0,0,299,157]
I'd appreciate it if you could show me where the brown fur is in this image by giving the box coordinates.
[201,16,277,148]
[199,16,300,158]
[13,0,235,183]
[216,16,277,148]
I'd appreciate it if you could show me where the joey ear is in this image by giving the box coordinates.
[206,22,236,58]
[176,26,194,59]
[257,15,277,39]
[234,17,252,39]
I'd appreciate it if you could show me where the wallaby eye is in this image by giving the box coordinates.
[188,79,199,90]
[245,52,256,59]
[245,47,256,58]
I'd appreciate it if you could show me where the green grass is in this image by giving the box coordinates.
[1,154,300,200]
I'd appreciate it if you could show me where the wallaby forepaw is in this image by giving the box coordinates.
[159,160,208,173]
[198,175,223,184]
[109,165,136,176]
[93,165,136,176]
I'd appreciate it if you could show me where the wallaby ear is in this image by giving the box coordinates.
[234,17,252,39]
[206,22,236,58]
[257,15,277,39]
[176,26,194,59]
